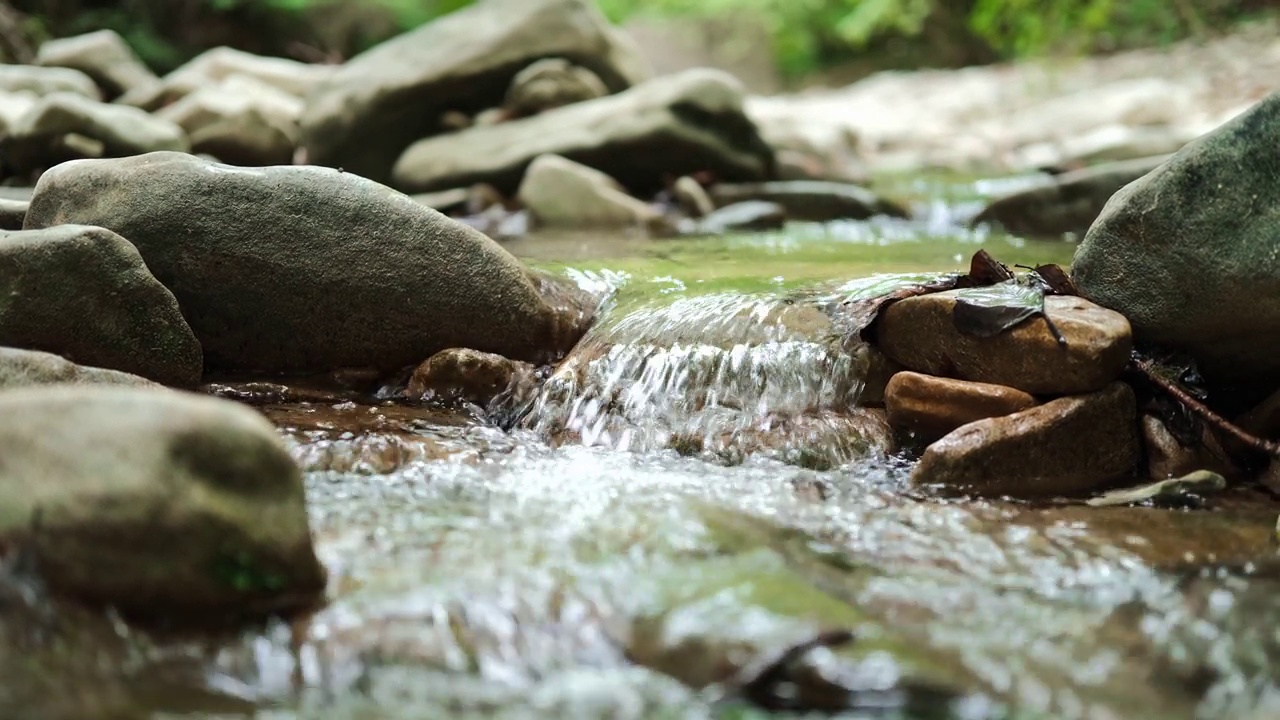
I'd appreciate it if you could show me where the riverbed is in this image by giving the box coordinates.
[7,175,1280,720]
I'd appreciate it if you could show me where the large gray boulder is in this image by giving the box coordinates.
[1072,93,1280,386]
[35,29,159,100]
[301,0,648,183]
[0,225,203,386]
[972,155,1167,239]
[23,152,592,374]
[0,346,158,389]
[393,69,774,196]
[0,386,325,618]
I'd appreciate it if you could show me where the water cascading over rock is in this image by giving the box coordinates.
[518,284,894,469]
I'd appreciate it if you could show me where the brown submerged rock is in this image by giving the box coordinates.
[885,371,1037,443]
[876,292,1132,395]
[405,348,537,407]
[1141,413,1236,481]
[912,382,1140,499]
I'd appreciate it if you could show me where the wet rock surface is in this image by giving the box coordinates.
[404,347,537,410]
[1073,92,1280,387]
[876,292,1133,395]
[302,0,646,183]
[392,68,774,196]
[0,386,325,617]
[972,154,1168,239]
[912,381,1141,498]
[23,152,590,374]
[0,225,202,386]
[885,371,1038,443]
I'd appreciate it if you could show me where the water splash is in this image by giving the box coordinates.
[517,289,886,468]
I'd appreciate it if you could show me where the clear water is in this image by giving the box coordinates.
[5,178,1280,720]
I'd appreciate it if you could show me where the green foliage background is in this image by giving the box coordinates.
[8,0,1267,76]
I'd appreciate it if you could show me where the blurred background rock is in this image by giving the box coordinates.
[3,0,1273,89]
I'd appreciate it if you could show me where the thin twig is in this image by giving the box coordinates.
[1132,357,1280,458]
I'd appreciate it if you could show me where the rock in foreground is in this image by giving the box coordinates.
[972,155,1167,239]
[1072,93,1280,387]
[0,386,325,618]
[303,0,646,183]
[912,382,1139,498]
[875,292,1132,395]
[24,153,589,374]
[0,225,203,386]
[393,69,773,196]
[0,346,158,388]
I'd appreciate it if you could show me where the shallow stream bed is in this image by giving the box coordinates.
[7,178,1280,720]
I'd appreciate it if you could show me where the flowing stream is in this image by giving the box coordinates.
[7,176,1280,720]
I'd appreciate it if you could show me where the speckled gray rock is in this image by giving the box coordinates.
[23,152,591,374]
[0,385,325,617]
[302,0,647,183]
[393,69,771,196]
[912,382,1140,498]
[0,225,202,386]
[1073,93,1280,386]
[972,155,1167,239]
[0,346,158,388]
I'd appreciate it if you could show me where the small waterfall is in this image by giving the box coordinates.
[518,288,887,467]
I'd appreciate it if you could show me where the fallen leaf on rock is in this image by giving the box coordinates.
[1086,470,1227,508]
[828,272,965,349]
